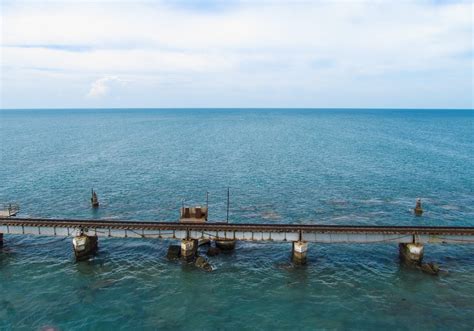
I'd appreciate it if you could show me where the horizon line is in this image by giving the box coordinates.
[1,107,473,111]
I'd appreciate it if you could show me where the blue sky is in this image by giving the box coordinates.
[1,0,473,109]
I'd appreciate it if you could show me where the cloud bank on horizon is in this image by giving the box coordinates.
[1,0,472,109]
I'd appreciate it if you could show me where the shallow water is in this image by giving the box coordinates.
[0,109,473,330]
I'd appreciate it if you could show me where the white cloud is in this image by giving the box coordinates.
[1,0,472,108]
[86,76,126,98]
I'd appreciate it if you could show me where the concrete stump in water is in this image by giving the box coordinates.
[91,189,99,208]
[414,198,423,216]
[292,241,308,265]
[181,239,198,261]
[72,235,98,261]
[399,243,424,264]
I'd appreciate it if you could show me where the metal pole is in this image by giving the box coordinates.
[226,187,230,223]
[206,191,209,221]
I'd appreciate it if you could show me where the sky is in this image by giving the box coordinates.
[0,0,473,109]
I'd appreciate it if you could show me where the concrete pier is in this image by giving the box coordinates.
[292,241,308,265]
[72,234,98,260]
[399,243,424,264]
[181,239,198,261]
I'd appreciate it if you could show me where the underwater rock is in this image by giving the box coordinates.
[195,256,212,272]
[419,262,440,275]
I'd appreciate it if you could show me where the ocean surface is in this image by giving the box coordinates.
[0,108,473,330]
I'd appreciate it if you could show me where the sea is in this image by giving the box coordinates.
[0,108,473,330]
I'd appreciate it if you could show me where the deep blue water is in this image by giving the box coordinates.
[0,109,473,330]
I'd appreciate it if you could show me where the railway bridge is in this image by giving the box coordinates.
[1,217,473,267]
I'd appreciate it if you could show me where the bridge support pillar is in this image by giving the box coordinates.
[0,233,3,248]
[399,243,424,264]
[181,239,198,261]
[292,241,308,265]
[72,234,98,261]
[215,239,236,251]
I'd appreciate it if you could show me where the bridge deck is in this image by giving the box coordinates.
[1,217,473,244]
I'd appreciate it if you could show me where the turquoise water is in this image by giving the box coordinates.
[0,109,473,330]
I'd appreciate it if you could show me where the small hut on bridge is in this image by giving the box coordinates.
[179,206,208,223]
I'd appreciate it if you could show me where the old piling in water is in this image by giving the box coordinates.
[399,243,424,264]
[292,241,308,265]
[91,189,99,208]
[399,242,440,275]
[414,198,423,216]
[0,233,3,248]
[72,233,98,260]
[181,239,198,261]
